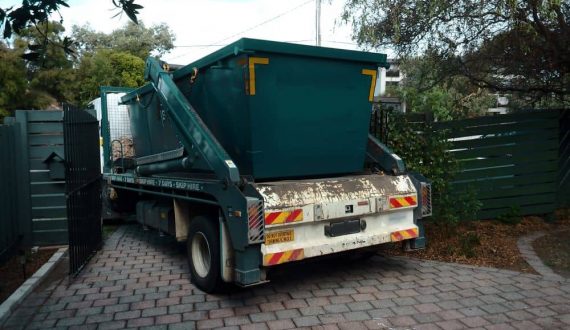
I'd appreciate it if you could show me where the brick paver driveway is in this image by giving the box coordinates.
[4,224,570,330]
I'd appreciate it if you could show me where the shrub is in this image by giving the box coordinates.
[378,108,481,228]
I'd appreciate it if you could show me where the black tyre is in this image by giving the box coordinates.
[187,216,223,293]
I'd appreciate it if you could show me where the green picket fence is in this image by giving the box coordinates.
[433,110,561,219]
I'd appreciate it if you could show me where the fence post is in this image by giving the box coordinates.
[14,111,32,247]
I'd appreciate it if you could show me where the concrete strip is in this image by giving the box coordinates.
[0,247,68,326]
[517,231,564,281]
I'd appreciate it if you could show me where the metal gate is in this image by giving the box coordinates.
[63,106,102,275]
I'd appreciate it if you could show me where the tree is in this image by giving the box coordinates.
[71,50,145,106]
[396,56,495,119]
[72,21,175,60]
[14,21,76,102]
[1,0,142,59]
[0,42,27,117]
[343,0,570,102]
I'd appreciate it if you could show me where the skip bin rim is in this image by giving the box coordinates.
[122,38,389,104]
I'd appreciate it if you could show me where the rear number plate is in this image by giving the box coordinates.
[265,230,294,245]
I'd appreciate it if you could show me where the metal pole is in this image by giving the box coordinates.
[316,0,321,46]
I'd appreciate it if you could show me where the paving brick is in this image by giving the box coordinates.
[367,308,395,319]
[197,318,224,329]
[323,303,350,314]
[85,312,114,324]
[436,320,465,330]
[118,293,143,304]
[223,315,251,326]
[510,320,542,329]
[363,319,391,329]
[293,315,321,327]
[527,306,557,317]
[390,305,418,316]
[318,313,346,324]
[92,297,118,307]
[483,313,513,325]
[127,316,155,327]
[183,310,209,321]
[346,301,373,312]
[114,309,141,320]
[392,297,418,306]
[142,306,168,317]
[56,316,86,326]
[389,316,417,327]
[195,301,220,310]
[300,306,325,316]
[103,303,129,314]
[97,320,127,330]
[414,303,442,314]
[168,303,195,314]
[182,294,206,304]
[241,323,270,330]
[329,295,354,304]
[156,313,182,325]
[260,302,285,312]
[340,310,369,321]
[275,308,301,319]
[267,319,296,330]
[46,309,75,320]
[337,321,368,330]
[436,310,464,321]
[460,316,491,327]
[250,312,277,322]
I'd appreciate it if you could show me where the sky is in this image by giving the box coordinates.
[44,0,387,65]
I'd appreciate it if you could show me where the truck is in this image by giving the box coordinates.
[99,38,431,293]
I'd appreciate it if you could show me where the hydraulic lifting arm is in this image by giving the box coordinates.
[143,58,241,184]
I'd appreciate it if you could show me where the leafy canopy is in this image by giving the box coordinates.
[72,22,175,60]
[1,0,143,60]
[343,0,570,100]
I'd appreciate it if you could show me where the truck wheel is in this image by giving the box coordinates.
[187,216,222,293]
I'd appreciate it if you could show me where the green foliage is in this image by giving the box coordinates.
[459,232,481,258]
[496,206,523,225]
[343,0,570,102]
[1,0,143,60]
[72,21,175,60]
[383,109,481,226]
[397,56,495,120]
[0,42,27,116]
[72,50,145,106]
[0,18,173,110]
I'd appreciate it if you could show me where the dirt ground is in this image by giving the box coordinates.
[380,210,570,274]
[533,228,570,278]
[0,248,57,305]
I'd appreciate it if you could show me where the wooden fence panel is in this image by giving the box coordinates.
[440,111,560,219]
[12,110,68,246]
[0,124,21,261]
[378,109,565,220]
[560,109,570,207]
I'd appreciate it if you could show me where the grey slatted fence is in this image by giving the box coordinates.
[0,123,21,261]
[9,111,68,246]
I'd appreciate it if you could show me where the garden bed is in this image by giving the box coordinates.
[0,248,58,305]
[380,210,570,274]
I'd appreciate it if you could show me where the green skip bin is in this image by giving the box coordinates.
[124,38,388,180]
